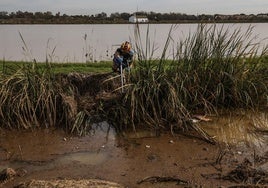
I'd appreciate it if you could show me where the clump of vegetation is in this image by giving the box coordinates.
[107,24,268,141]
[0,61,75,129]
[171,24,268,110]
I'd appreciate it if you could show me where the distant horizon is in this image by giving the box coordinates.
[1,0,268,16]
[1,10,268,17]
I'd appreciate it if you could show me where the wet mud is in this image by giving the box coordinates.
[0,111,268,188]
[0,72,268,187]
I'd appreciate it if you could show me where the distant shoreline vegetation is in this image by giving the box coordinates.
[0,11,268,24]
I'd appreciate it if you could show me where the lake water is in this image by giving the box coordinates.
[0,23,268,63]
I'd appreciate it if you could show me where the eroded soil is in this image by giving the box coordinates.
[0,73,268,187]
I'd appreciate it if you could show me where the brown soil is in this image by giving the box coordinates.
[0,127,267,188]
[0,73,268,188]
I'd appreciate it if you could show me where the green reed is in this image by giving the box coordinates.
[107,23,268,141]
[0,61,75,129]
[172,24,268,109]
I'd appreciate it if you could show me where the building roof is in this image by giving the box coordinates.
[130,14,148,19]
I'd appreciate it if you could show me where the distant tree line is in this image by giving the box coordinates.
[0,11,268,24]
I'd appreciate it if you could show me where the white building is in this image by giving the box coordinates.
[129,14,149,23]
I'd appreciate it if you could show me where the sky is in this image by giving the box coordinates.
[1,0,268,16]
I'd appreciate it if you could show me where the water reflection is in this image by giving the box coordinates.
[0,121,117,172]
[56,151,108,166]
[200,110,268,148]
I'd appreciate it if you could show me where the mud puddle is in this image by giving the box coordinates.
[200,110,268,149]
[0,151,109,174]
[0,110,268,187]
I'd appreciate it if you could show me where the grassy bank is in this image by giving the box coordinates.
[0,24,267,142]
[0,61,112,74]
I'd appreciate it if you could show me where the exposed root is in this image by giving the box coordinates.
[223,158,268,184]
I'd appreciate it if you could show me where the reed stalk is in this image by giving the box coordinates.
[107,23,268,142]
[0,61,75,129]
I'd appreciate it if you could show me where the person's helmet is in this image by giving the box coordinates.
[121,41,131,52]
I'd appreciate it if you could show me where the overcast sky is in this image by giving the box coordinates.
[1,0,268,15]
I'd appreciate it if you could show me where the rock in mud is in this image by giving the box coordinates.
[0,167,16,182]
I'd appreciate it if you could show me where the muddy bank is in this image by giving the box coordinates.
[0,118,268,187]
[0,73,268,187]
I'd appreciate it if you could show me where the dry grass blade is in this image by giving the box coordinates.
[0,61,75,130]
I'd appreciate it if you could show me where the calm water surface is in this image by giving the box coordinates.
[0,23,268,63]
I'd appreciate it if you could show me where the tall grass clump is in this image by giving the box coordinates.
[129,24,190,125]
[173,24,268,110]
[0,61,75,129]
[108,24,193,133]
[108,23,268,141]
[0,32,78,130]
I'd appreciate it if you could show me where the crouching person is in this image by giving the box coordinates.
[112,41,134,73]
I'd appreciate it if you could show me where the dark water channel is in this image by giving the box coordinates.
[0,110,268,187]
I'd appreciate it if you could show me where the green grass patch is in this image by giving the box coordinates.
[0,60,113,74]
